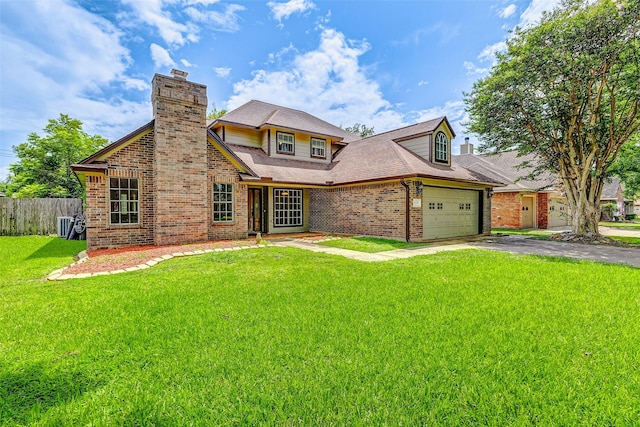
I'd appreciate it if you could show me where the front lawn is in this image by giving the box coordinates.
[2,237,639,425]
[600,221,640,230]
[318,236,426,252]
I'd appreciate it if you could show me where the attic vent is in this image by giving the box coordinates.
[170,69,188,80]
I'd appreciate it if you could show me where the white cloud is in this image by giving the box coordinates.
[463,61,489,75]
[418,80,429,87]
[121,0,199,46]
[478,41,507,63]
[267,0,316,22]
[0,0,150,168]
[499,4,517,18]
[180,59,195,67]
[213,67,232,78]
[227,27,404,132]
[150,43,176,68]
[184,3,246,33]
[519,0,562,27]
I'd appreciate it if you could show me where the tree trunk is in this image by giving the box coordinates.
[568,197,600,236]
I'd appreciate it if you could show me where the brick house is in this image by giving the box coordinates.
[455,144,568,229]
[73,70,502,251]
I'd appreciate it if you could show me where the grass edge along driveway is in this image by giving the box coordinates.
[1,236,639,426]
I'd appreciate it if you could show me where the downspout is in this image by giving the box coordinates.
[400,179,410,242]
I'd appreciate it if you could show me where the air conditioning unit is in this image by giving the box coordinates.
[57,216,74,238]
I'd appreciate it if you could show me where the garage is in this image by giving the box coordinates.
[548,197,569,228]
[423,186,480,239]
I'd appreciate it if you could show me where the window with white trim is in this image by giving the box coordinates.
[213,183,234,222]
[434,131,449,163]
[274,189,303,227]
[110,178,139,225]
[310,137,326,158]
[277,132,295,154]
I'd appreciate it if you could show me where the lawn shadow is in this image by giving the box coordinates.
[25,238,86,260]
[0,361,100,424]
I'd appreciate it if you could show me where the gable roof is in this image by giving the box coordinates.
[454,150,558,192]
[226,121,502,187]
[212,100,359,143]
[601,176,624,201]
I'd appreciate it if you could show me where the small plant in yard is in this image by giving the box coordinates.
[2,236,640,425]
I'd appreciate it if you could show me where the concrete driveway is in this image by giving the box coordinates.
[469,235,640,268]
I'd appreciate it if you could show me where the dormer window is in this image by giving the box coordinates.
[310,137,326,159]
[434,132,449,163]
[277,131,295,155]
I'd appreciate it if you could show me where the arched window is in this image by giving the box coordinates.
[434,132,449,163]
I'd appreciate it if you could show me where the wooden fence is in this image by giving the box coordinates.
[0,198,83,236]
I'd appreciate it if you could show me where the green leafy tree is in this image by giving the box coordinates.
[609,136,640,199]
[207,103,228,120]
[6,114,108,198]
[345,123,375,138]
[465,0,640,237]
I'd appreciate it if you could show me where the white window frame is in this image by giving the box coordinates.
[310,137,326,159]
[213,183,234,223]
[109,177,139,225]
[434,131,449,163]
[277,132,295,155]
[274,188,303,227]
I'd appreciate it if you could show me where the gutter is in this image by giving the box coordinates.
[400,179,411,242]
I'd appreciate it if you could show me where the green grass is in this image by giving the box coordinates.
[600,221,640,230]
[609,235,640,246]
[317,236,426,252]
[2,236,640,425]
[491,228,557,236]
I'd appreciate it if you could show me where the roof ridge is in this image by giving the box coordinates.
[360,116,445,141]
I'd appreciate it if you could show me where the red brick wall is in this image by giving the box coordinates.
[207,144,248,240]
[309,182,407,240]
[85,132,155,251]
[537,194,549,229]
[481,189,492,235]
[152,73,209,246]
[491,192,521,228]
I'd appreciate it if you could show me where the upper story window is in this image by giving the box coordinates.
[110,178,139,225]
[434,132,449,163]
[277,132,295,155]
[310,137,326,159]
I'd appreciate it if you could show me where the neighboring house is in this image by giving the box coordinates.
[454,144,569,229]
[72,70,502,251]
[599,177,634,220]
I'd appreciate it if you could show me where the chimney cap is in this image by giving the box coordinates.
[170,69,188,80]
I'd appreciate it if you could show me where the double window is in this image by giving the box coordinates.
[274,188,303,227]
[310,137,326,159]
[434,131,449,163]
[277,132,295,155]
[213,183,234,222]
[110,178,139,225]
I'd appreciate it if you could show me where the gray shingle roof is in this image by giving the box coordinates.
[454,150,558,192]
[213,100,359,143]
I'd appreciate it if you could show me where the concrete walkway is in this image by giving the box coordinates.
[274,235,640,268]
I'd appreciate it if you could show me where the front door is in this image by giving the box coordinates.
[521,196,534,228]
[248,188,262,233]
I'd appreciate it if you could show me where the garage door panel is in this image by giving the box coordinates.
[423,187,479,239]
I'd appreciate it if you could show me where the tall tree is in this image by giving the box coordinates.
[345,123,375,137]
[609,136,640,199]
[465,0,640,237]
[6,114,107,198]
[207,103,228,120]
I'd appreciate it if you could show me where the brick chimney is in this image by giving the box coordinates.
[460,137,474,155]
[151,69,208,246]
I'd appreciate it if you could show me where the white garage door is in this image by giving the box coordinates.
[423,187,480,239]
[548,197,569,228]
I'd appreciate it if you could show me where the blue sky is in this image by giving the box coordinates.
[0,0,561,180]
